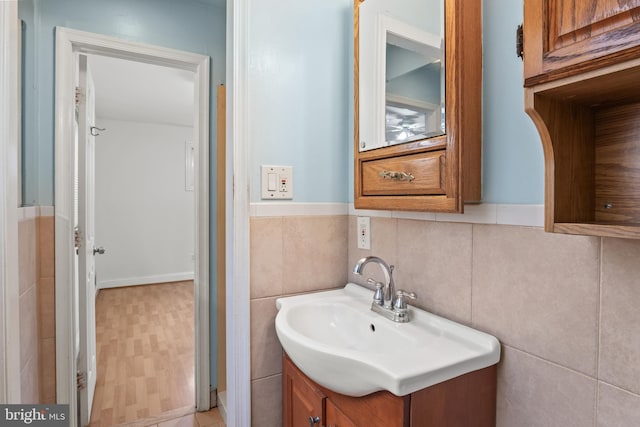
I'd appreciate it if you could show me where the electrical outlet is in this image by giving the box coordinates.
[279,175,288,192]
[357,216,371,250]
[261,165,293,199]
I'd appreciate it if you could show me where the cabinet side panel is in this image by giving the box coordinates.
[460,0,482,202]
[533,95,595,224]
[409,365,497,427]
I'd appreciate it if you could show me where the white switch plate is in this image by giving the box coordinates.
[261,165,293,199]
[357,216,371,250]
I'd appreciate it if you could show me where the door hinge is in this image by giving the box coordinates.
[75,86,82,118]
[516,24,524,59]
[75,86,82,106]
[76,371,87,390]
[74,226,82,255]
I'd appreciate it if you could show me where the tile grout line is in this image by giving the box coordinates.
[503,343,597,382]
[505,340,640,400]
[594,236,604,427]
[469,224,474,326]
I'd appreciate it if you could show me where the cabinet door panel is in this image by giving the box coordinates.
[524,0,640,85]
[553,0,640,48]
[283,357,324,427]
[326,400,357,427]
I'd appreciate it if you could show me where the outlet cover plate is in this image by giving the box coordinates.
[261,165,293,199]
[357,216,371,250]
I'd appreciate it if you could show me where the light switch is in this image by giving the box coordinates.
[261,165,293,199]
[267,173,277,191]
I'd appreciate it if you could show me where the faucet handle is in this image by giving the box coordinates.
[367,278,384,305]
[394,290,417,310]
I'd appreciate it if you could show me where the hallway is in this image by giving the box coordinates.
[89,281,197,426]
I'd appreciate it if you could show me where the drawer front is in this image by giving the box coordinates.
[361,151,445,196]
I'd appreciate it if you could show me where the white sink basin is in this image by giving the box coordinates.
[275,283,500,397]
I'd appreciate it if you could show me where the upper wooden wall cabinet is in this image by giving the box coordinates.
[354,0,482,212]
[523,0,640,238]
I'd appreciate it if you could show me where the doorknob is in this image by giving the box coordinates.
[90,126,106,136]
[308,416,320,426]
[93,247,106,255]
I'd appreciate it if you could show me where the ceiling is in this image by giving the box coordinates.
[192,0,226,7]
[89,55,195,127]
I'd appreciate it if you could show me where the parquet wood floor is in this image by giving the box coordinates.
[89,281,196,427]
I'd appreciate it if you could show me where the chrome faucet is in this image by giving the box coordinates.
[353,256,416,322]
[353,256,395,308]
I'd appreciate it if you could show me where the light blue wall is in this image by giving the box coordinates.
[18,0,35,206]
[20,0,226,206]
[482,0,543,203]
[248,0,353,203]
[248,0,543,205]
[18,0,225,389]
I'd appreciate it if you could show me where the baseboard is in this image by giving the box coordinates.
[217,391,227,425]
[97,272,195,289]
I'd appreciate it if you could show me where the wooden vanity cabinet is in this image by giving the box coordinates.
[353,0,482,213]
[282,354,496,427]
[523,0,640,239]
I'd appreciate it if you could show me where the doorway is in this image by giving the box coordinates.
[54,28,211,427]
[86,53,198,425]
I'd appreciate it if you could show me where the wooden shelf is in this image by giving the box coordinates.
[525,58,640,239]
[553,223,640,239]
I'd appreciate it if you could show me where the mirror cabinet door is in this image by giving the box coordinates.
[354,0,482,212]
[359,0,444,152]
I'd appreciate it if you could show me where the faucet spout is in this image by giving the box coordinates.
[353,256,395,308]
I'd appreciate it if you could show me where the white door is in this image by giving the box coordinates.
[77,54,98,426]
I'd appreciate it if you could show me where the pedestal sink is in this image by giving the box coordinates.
[275,283,500,397]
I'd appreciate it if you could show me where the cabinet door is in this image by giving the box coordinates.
[354,0,482,213]
[283,357,324,427]
[524,0,640,85]
[325,400,357,427]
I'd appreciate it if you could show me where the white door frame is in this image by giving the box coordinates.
[0,0,21,404]
[54,27,210,424]
[226,0,252,424]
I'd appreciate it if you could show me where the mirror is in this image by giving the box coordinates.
[358,0,444,152]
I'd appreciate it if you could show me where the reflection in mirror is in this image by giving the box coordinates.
[385,31,444,145]
[358,0,444,152]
